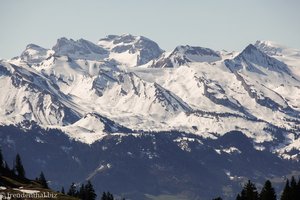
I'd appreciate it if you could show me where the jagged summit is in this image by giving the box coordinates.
[52,37,108,60]
[99,34,155,46]
[148,45,221,68]
[254,40,285,56]
[25,43,45,49]
[228,44,291,75]
[173,45,220,57]
[19,43,53,65]
[255,40,300,58]
[98,34,164,67]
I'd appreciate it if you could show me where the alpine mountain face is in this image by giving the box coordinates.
[148,45,222,68]
[1,35,300,200]
[98,34,164,67]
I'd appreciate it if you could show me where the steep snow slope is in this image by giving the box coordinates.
[98,34,164,67]
[83,69,193,131]
[61,113,132,144]
[255,40,300,78]
[131,61,290,143]
[131,64,241,114]
[225,44,300,113]
[32,55,118,96]
[0,61,80,126]
[20,53,194,133]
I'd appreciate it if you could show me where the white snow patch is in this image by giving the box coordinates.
[13,189,40,194]
[223,147,241,154]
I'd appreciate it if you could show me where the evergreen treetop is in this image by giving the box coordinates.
[67,182,77,197]
[101,191,114,200]
[260,180,276,200]
[281,179,291,200]
[15,153,25,178]
[38,171,48,189]
[84,180,96,200]
[236,180,258,200]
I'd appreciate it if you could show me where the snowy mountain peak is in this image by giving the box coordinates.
[98,34,164,67]
[255,40,300,59]
[18,44,53,65]
[112,33,137,44]
[173,45,220,56]
[255,40,278,46]
[240,44,262,56]
[254,40,285,56]
[52,37,108,60]
[231,44,291,74]
[25,43,45,50]
[149,45,221,68]
[99,34,147,46]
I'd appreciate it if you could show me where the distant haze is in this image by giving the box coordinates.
[0,0,300,59]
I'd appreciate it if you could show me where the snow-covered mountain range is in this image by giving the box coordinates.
[1,35,300,199]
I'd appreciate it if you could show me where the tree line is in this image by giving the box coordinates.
[0,147,48,188]
[0,147,124,200]
[213,177,300,200]
[3,147,299,200]
[66,182,125,200]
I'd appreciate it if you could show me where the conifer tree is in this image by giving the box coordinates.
[107,192,114,200]
[15,154,25,178]
[78,184,85,199]
[290,176,298,199]
[236,180,258,200]
[61,187,65,194]
[38,171,48,189]
[101,191,114,200]
[3,161,10,172]
[260,180,276,200]
[236,194,242,200]
[0,147,4,169]
[85,180,96,200]
[297,178,300,200]
[281,179,291,200]
[238,189,247,200]
[67,182,77,197]
[101,192,108,200]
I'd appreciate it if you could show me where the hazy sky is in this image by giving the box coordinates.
[0,0,299,59]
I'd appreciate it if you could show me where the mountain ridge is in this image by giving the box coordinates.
[1,35,300,199]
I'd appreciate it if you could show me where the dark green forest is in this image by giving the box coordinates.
[1,147,299,200]
[213,177,300,200]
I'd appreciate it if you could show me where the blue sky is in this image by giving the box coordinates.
[0,0,299,59]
